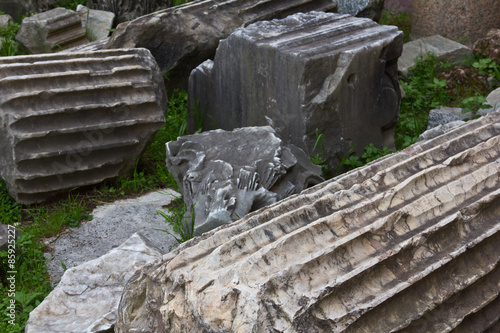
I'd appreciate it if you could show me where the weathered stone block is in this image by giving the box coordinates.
[26,233,162,333]
[166,126,323,236]
[77,5,115,42]
[412,0,500,47]
[88,0,172,24]
[0,49,167,204]
[116,110,500,332]
[189,11,403,172]
[398,35,472,78]
[105,0,338,91]
[15,7,88,54]
[426,106,470,130]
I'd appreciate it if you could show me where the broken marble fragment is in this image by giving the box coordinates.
[165,126,323,235]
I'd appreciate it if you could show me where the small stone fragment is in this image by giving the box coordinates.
[16,7,88,54]
[0,48,167,204]
[26,233,162,333]
[398,35,472,77]
[473,28,500,64]
[0,13,13,28]
[166,126,323,236]
[0,223,19,252]
[426,106,471,130]
[77,5,115,42]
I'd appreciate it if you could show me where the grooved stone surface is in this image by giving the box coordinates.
[189,11,403,172]
[105,0,338,90]
[116,110,500,332]
[0,49,167,204]
[15,7,88,54]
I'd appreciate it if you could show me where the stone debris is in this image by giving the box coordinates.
[26,233,162,333]
[105,0,338,90]
[333,0,385,21]
[0,49,167,204]
[76,5,115,42]
[189,11,403,172]
[166,126,323,236]
[115,110,500,332]
[426,106,470,130]
[398,35,472,78]
[486,87,500,110]
[15,7,88,54]
[473,28,500,64]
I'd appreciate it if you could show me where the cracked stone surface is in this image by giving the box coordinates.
[115,109,500,332]
[26,233,163,333]
[166,126,323,236]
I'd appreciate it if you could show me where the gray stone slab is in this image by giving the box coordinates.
[44,189,180,285]
[398,35,472,77]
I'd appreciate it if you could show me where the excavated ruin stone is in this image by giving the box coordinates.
[0,49,167,204]
[105,0,338,90]
[116,109,500,332]
[87,0,172,24]
[189,11,403,172]
[15,7,88,54]
[166,126,323,236]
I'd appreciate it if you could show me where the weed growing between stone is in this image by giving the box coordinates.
[379,6,412,43]
[154,196,195,249]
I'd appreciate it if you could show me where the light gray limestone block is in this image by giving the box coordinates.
[105,0,338,91]
[189,11,403,172]
[116,109,500,333]
[398,35,472,78]
[77,5,115,41]
[26,233,162,333]
[0,13,13,27]
[166,126,323,236]
[15,7,88,54]
[0,48,167,204]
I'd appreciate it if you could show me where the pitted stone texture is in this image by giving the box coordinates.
[77,5,115,41]
[15,8,88,54]
[411,0,500,48]
[426,106,471,130]
[189,11,403,172]
[473,29,500,64]
[398,35,472,78]
[105,0,338,91]
[116,110,500,332]
[334,0,384,21]
[26,233,162,333]
[166,126,323,236]
[0,49,167,204]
